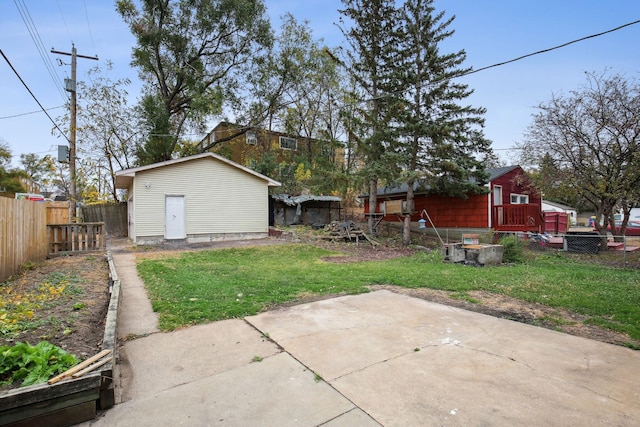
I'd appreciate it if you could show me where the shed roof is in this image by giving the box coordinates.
[115,152,281,189]
[365,166,523,197]
[542,200,577,211]
[271,194,342,206]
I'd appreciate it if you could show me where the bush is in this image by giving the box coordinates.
[499,234,524,264]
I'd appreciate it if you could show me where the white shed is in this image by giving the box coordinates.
[115,153,280,245]
[541,200,578,226]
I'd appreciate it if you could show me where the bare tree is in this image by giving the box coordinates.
[519,71,640,236]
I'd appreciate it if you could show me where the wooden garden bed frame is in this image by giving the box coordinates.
[0,252,120,427]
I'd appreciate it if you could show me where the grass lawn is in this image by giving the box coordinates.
[136,244,640,343]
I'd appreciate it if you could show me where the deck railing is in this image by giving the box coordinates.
[493,204,542,232]
[47,222,106,255]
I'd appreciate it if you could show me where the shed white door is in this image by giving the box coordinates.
[165,196,186,239]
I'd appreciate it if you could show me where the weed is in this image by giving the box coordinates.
[252,355,263,362]
[313,372,323,383]
[414,347,420,352]
[423,249,443,263]
[450,292,481,304]
[73,303,86,311]
[20,261,38,272]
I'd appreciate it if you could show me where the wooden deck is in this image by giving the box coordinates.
[493,204,542,233]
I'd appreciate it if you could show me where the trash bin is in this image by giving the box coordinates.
[565,231,602,254]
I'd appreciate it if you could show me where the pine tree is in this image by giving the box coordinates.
[339,0,404,236]
[396,0,492,244]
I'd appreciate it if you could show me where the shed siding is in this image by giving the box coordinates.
[133,157,269,240]
[368,193,489,228]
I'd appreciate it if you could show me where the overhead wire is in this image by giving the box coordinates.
[466,19,640,76]
[55,0,73,42]
[82,0,96,51]
[0,105,66,120]
[13,0,69,103]
[1,49,71,144]
[347,18,640,104]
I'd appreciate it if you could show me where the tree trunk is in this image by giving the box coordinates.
[368,178,378,237]
[403,180,415,245]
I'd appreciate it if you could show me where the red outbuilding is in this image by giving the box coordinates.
[362,165,543,234]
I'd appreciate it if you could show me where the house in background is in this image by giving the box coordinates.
[115,153,280,245]
[198,121,345,181]
[362,165,543,238]
[541,200,578,226]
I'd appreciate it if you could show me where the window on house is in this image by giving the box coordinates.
[246,131,257,145]
[279,136,297,150]
[510,194,529,204]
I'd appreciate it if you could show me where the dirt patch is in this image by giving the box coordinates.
[0,254,110,360]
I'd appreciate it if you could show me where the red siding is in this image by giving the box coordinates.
[490,168,541,207]
[363,167,543,232]
[366,193,490,228]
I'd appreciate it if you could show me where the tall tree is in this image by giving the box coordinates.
[117,0,272,164]
[519,71,640,236]
[339,0,404,236]
[75,64,137,201]
[396,0,491,245]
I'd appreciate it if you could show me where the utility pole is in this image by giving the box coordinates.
[52,44,98,221]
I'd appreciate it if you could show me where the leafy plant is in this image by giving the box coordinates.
[0,341,79,387]
[499,234,524,263]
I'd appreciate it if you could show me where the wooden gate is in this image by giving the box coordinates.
[47,223,106,256]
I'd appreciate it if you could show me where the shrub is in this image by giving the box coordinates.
[499,234,524,263]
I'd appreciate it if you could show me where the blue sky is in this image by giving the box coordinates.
[1,0,639,167]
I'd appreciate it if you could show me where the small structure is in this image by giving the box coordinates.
[362,165,543,238]
[115,153,280,245]
[542,200,578,226]
[271,194,341,226]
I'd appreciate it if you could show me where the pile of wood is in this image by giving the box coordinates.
[322,221,378,246]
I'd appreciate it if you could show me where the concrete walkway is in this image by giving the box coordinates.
[83,250,640,426]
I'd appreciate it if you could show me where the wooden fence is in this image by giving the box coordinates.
[47,200,71,223]
[47,223,106,256]
[80,203,128,237]
[0,197,48,282]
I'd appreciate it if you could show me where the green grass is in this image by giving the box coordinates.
[137,245,640,341]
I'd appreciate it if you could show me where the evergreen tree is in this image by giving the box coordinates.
[396,0,491,244]
[339,0,404,236]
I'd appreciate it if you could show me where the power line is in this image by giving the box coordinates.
[466,19,640,76]
[0,49,70,143]
[82,0,96,51]
[55,0,73,42]
[351,18,640,104]
[13,0,69,102]
[0,105,66,120]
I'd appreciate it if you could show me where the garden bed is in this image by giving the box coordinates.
[0,252,119,427]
